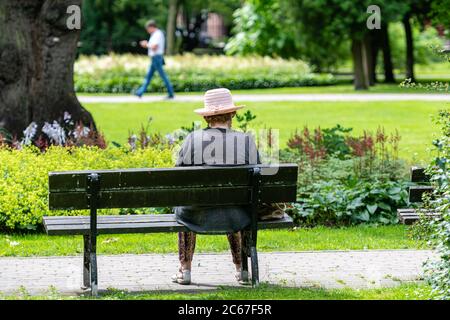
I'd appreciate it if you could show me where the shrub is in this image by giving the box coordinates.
[421,110,450,300]
[404,48,449,299]
[0,146,174,232]
[287,157,408,226]
[283,125,408,225]
[74,54,336,93]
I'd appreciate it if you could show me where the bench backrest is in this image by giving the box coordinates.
[410,166,430,184]
[48,164,298,210]
[409,166,432,203]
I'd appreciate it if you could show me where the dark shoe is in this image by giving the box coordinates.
[164,95,175,100]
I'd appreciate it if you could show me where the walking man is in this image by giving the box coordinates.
[135,20,175,99]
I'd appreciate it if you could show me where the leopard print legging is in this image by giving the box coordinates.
[178,231,244,269]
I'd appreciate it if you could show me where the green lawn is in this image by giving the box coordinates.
[230,83,448,94]
[1,283,432,300]
[84,100,445,162]
[77,82,449,96]
[335,61,450,78]
[0,225,425,257]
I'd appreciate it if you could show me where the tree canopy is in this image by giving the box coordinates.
[80,0,168,55]
[79,0,239,55]
[224,0,299,59]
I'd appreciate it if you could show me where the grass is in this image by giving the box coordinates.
[84,100,445,162]
[77,81,449,96]
[1,283,432,300]
[335,61,450,77]
[0,225,425,257]
[229,83,448,94]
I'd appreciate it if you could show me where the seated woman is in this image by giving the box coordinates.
[172,88,260,285]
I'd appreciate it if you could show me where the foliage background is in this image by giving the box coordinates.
[74,54,335,93]
[80,0,168,55]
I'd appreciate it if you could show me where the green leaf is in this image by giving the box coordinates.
[356,211,370,222]
[377,202,391,211]
[388,187,401,194]
[366,204,378,214]
[378,216,391,224]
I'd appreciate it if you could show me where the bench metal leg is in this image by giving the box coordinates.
[250,246,259,287]
[241,231,249,281]
[87,173,100,296]
[82,235,91,290]
[249,167,261,287]
[90,246,98,296]
[250,226,259,287]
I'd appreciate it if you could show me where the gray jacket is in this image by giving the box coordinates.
[174,128,260,234]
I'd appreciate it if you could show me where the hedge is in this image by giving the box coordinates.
[0,146,174,232]
[74,53,337,93]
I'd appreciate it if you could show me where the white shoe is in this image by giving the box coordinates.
[236,270,250,285]
[171,269,191,285]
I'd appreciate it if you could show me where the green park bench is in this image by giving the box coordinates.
[397,166,438,224]
[43,164,298,296]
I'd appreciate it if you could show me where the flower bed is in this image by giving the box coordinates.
[74,54,336,93]
[283,125,409,225]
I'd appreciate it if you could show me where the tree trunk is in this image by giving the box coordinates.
[352,38,370,90]
[380,23,395,83]
[403,13,415,82]
[166,0,179,56]
[105,0,114,53]
[0,0,95,137]
[367,32,379,86]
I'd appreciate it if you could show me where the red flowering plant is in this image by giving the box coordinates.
[285,125,402,176]
[287,127,327,164]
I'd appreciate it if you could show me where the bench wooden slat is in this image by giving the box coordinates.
[44,214,178,225]
[49,165,298,192]
[396,209,415,213]
[48,184,297,210]
[397,208,439,225]
[45,221,188,235]
[43,214,294,235]
[409,185,434,203]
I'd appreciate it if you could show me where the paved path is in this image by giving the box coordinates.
[78,93,450,104]
[0,250,433,295]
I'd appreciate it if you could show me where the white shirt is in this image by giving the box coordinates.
[148,29,165,56]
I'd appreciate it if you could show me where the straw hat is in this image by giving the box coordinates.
[194,88,244,116]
